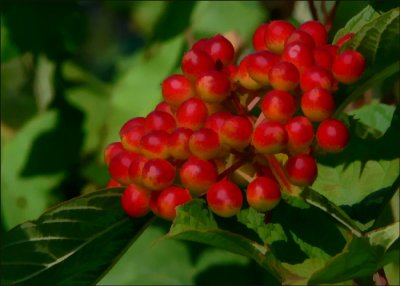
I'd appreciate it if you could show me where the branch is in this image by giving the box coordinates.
[307,0,319,21]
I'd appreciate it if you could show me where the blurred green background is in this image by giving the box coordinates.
[1,1,397,284]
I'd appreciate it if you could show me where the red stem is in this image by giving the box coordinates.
[265,155,294,194]
[217,155,249,181]
[373,268,390,286]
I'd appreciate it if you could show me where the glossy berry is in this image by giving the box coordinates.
[261,90,296,124]
[161,74,195,107]
[282,42,314,73]
[189,128,221,160]
[301,87,335,122]
[204,34,235,66]
[168,127,193,160]
[179,156,218,196]
[108,151,138,185]
[300,66,336,92]
[121,184,151,217]
[220,115,253,151]
[140,130,169,159]
[207,179,243,217]
[252,120,288,154]
[316,119,349,152]
[142,158,176,191]
[155,186,192,221]
[181,49,215,79]
[120,125,145,153]
[155,101,173,115]
[204,111,233,133]
[252,23,269,51]
[285,116,314,154]
[246,51,280,85]
[128,154,148,185]
[195,70,231,103]
[284,154,318,186]
[144,110,176,133]
[264,20,296,54]
[298,21,327,47]
[332,50,365,84]
[313,46,334,70]
[285,30,315,48]
[176,97,208,131]
[269,61,300,91]
[246,177,281,212]
[236,55,263,90]
[104,142,125,166]
[119,117,145,138]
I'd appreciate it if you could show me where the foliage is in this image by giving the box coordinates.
[1,1,399,285]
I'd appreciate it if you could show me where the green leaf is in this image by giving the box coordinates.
[343,7,400,65]
[348,102,396,137]
[333,5,379,43]
[0,188,154,286]
[309,223,400,285]
[191,1,266,42]
[167,200,300,283]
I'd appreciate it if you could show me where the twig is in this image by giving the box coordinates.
[325,0,341,32]
[307,0,319,21]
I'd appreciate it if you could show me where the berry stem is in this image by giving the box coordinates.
[218,151,252,181]
[307,0,319,21]
[373,268,389,286]
[325,0,340,32]
[230,92,247,115]
[265,154,295,194]
[247,95,261,112]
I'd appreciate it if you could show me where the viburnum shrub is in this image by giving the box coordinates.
[104,19,366,221]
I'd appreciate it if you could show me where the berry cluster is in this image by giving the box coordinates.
[105,20,365,221]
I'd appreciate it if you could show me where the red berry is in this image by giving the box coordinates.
[176,97,208,131]
[335,33,355,48]
[108,151,138,185]
[181,49,215,79]
[104,142,124,166]
[179,156,218,196]
[168,127,193,160]
[301,87,335,122]
[220,115,254,151]
[204,34,235,66]
[204,111,233,133]
[252,120,288,154]
[189,128,222,160]
[106,178,122,188]
[162,74,195,107]
[142,158,176,191]
[195,70,231,103]
[313,46,334,70]
[264,20,296,54]
[119,117,145,138]
[246,177,281,212]
[155,186,192,221]
[261,90,296,124]
[285,30,315,48]
[284,154,318,186]
[316,119,349,152]
[128,153,148,185]
[155,101,173,115]
[206,179,243,217]
[285,116,314,154]
[246,51,280,85]
[236,55,263,90]
[300,66,336,92]
[298,21,327,47]
[192,38,209,52]
[144,110,176,133]
[121,184,151,217]
[269,61,300,91]
[252,23,269,51]
[281,42,315,73]
[121,125,145,153]
[140,130,170,159]
[332,50,365,84]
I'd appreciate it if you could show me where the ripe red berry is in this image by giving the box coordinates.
[121,184,151,217]
[206,179,243,217]
[106,178,122,188]
[119,117,145,138]
[261,90,296,124]
[246,51,280,85]
[313,46,334,70]
[252,120,288,154]
[161,74,195,107]
[236,55,263,90]
[168,127,193,160]
[108,151,138,185]
[269,61,300,91]
[189,128,222,160]
[301,87,335,122]
[298,21,327,47]
[246,177,281,212]
[121,125,145,153]
[128,153,148,185]
[204,34,235,66]
[181,49,215,79]
[155,186,192,221]
[264,20,296,54]
[142,158,176,191]
[195,70,231,103]
[104,142,125,166]
[281,42,315,73]
[220,115,254,151]
[300,66,336,92]
[176,97,208,131]
[204,111,233,133]
[140,130,170,159]
[192,38,209,52]
[144,110,176,133]
[316,119,349,152]
[252,23,269,51]
[285,116,314,154]
[155,101,173,115]
[285,30,315,48]
[284,154,318,186]
[179,156,218,196]
[332,50,365,84]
